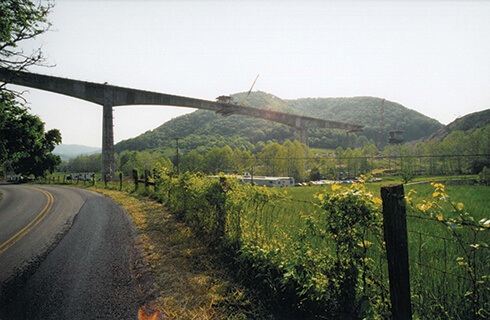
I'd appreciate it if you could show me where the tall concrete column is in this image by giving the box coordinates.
[102,104,115,181]
[298,128,309,147]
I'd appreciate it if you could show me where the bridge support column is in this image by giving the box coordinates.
[102,104,115,182]
[298,128,309,147]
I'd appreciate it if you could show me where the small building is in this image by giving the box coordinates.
[5,173,22,180]
[240,173,295,187]
[388,130,404,144]
[69,173,94,181]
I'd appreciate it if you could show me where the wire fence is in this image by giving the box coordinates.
[405,208,490,319]
[250,185,490,319]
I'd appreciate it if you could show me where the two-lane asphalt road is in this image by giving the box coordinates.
[0,184,142,319]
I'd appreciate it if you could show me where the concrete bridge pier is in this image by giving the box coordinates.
[298,128,309,147]
[102,104,115,181]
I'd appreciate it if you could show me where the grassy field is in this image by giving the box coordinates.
[282,177,488,218]
[309,147,335,155]
[253,178,489,319]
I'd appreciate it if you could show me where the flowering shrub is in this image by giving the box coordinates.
[407,183,490,319]
[309,182,387,318]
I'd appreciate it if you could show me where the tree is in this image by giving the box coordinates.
[1,92,61,177]
[285,140,308,181]
[0,1,60,178]
[118,151,142,176]
[258,142,283,176]
[0,0,53,79]
[478,166,490,186]
[309,167,321,181]
[66,153,101,173]
[400,166,414,184]
[231,148,254,174]
[202,146,233,174]
[181,151,203,173]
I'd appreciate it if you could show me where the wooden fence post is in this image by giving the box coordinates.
[132,169,138,192]
[153,169,158,192]
[119,172,123,191]
[381,184,412,320]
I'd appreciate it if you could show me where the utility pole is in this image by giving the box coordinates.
[377,99,385,150]
[172,137,182,176]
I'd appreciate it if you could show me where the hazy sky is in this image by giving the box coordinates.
[10,0,490,148]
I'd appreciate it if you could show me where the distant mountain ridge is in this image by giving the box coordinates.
[114,91,444,153]
[53,144,101,161]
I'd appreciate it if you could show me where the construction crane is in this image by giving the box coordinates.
[216,74,259,107]
[241,74,260,106]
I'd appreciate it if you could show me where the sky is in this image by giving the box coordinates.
[9,0,490,148]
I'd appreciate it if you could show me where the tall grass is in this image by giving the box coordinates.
[283,182,489,318]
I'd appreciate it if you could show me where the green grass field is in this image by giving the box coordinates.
[247,179,489,318]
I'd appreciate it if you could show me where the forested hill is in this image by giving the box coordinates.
[114,91,443,154]
[424,108,490,142]
[287,97,442,143]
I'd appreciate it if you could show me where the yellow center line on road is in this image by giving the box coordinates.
[0,187,54,255]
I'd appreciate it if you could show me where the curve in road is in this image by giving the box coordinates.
[0,185,143,319]
[0,187,55,255]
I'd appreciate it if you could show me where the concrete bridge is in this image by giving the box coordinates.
[0,69,363,179]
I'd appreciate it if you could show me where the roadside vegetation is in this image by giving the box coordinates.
[89,188,271,320]
[38,171,489,319]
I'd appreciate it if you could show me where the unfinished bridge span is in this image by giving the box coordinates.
[0,69,363,179]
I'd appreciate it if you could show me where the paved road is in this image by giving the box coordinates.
[0,184,141,319]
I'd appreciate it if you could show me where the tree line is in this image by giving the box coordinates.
[60,125,490,183]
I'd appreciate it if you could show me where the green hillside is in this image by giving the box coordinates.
[424,108,490,142]
[115,92,443,154]
[288,96,442,146]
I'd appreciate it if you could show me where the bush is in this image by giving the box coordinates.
[478,166,490,186]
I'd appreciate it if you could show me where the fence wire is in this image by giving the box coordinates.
[406,210,490,319]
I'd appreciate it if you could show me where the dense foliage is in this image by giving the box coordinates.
[383,126,490,175]
[1,92,61,177]
[0,0,59,178]
[67,121,490,185]
[288,96,443,145]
